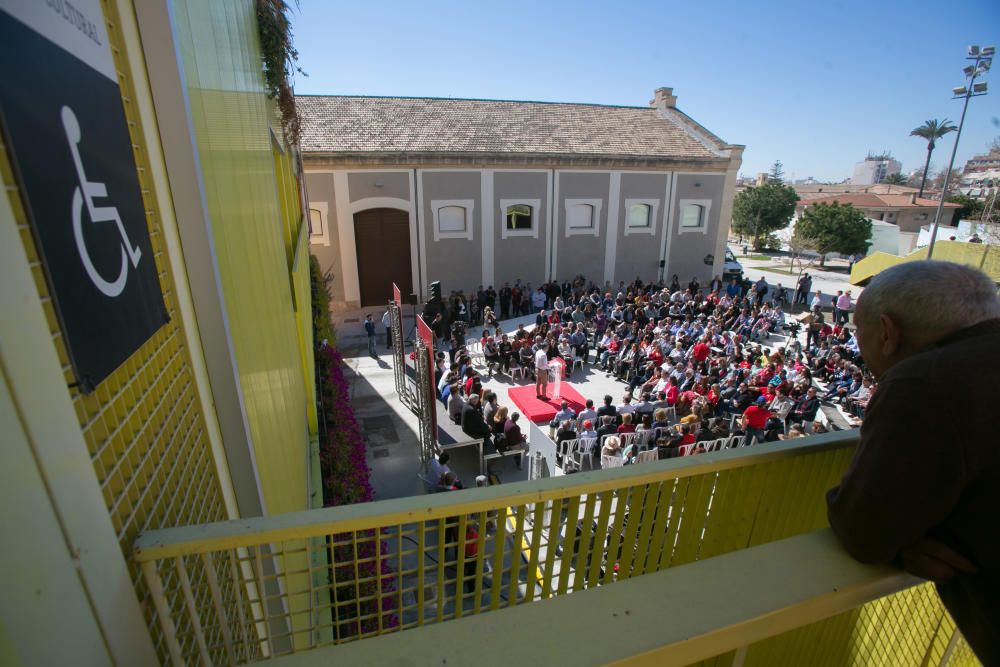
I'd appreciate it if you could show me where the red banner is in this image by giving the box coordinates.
[417,315,437,436]
[392,282,401,306]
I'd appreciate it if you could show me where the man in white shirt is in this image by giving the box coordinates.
[810,290,824,311]
[427,452,455,489]
[382,308,393,350]
[534,343,550,399]
[531,288,546,313]
[618,393,637,417]
[836,290,853,325]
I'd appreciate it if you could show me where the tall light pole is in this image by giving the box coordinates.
[926,45,993,258]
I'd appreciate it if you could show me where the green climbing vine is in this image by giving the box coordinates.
[256,0,303,144]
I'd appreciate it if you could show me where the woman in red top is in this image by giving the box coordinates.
[691,340,711,364]
[706,383,721,407]
[617,413,636,434]
[677,425,697,454]
[665,377,680,406]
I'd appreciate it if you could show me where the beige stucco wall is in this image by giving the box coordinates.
[304,172,348,307]
[306,163,733,310]
[493,171,549,288]
[422,170,482,295]
[615,172,670,284]
[556,171,611,284]
[348,171,410,202]
[666,174,725,283]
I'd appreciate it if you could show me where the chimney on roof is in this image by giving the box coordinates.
[650,87,677,109]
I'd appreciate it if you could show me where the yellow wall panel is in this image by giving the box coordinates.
[171,0,310,516]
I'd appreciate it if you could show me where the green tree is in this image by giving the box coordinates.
[883,172,907,185]
[910,119,957,198]
[768,160,785,183]
[946,195,985,221]
[731,181,799,250]
[794,202,872,267]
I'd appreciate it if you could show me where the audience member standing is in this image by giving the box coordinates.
[364,314,377,358]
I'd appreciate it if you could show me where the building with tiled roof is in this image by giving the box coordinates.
[300,88,743,310]
[795,192,960,234]
[298,94,735,165]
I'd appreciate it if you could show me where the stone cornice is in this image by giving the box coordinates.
[301,151,733,172]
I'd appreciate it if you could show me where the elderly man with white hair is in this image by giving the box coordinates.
[826,260,1000,665]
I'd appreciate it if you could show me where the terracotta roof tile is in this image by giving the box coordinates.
[799,193,959,209]
[297,95,730,160]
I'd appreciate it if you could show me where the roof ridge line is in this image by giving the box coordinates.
[296,93,652,110]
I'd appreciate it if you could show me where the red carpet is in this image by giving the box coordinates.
[507,382,588,424]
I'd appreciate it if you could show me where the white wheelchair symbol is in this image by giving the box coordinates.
[62,106,142,298]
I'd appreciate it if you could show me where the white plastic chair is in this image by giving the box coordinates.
[558,438,578,466]
[663,406,677,425]
[699,438,719,453]
[601,454,624,469]
[636,429,657,450]
[509,365,528,381]
[635,450,658,464]
[572,437,597,471]
[570,353,584,374]
[618,432,640,449]
[677,443,695,457]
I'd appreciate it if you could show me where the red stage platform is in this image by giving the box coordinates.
[507,382,588,424]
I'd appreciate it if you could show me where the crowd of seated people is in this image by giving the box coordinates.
[426,271,874,474]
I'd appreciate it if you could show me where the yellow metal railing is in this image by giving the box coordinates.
[135,432,862,664]
[261,531,976,667]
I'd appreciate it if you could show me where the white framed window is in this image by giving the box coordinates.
[500,198,541,239]
[564,198,603,237]
[308,202,330,246]
[309,208,324,237]
[623,198,660,236]
[431,199,475,241]
[677,198,712,234]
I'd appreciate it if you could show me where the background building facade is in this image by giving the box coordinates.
[300,89,743,310]
[851,153,902,185]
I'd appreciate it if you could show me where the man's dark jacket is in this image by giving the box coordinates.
[827,319,1000,665]
[461,403,491,440]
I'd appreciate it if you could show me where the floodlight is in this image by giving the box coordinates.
[981,46,995,57]
[968,45,980,56]
[972,82,988,93]
[964,65,976,77]
[977,58,991,72]
[952,86,968,96]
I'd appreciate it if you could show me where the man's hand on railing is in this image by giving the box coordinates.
[898,538,977,583]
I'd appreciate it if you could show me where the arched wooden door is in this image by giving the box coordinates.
[353,208,413,307]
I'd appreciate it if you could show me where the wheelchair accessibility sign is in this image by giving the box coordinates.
[64,106,145,298]
[1,1,168,392]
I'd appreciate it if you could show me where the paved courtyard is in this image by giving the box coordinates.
[338,290,857,503]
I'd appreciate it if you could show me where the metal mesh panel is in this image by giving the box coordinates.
[739,583,981,667]
[137,437,865,661]
[2,2,231,663]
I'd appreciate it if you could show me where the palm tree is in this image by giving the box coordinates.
[910,119,957,198]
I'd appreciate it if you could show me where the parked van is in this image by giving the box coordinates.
[723,248,744,279]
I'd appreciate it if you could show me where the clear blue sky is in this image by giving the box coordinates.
[291,0,999,182]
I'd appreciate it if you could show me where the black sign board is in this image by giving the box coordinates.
[0,7,168,392]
